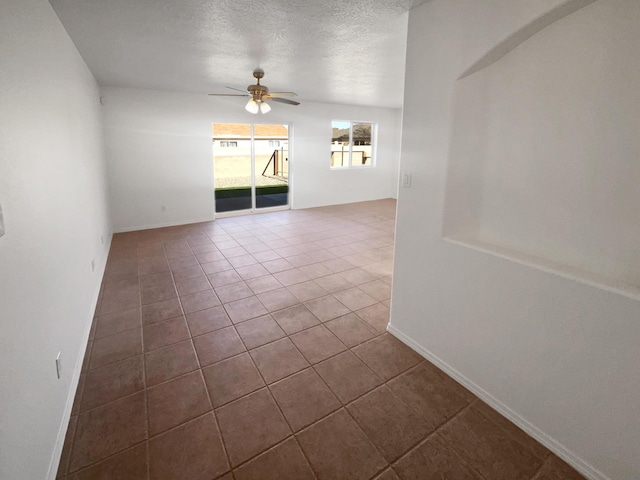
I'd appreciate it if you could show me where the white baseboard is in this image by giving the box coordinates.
[113,216,215,233]
[46,234,112,480]
[386,324,608,480]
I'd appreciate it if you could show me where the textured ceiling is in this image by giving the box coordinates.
[49,0,429,108]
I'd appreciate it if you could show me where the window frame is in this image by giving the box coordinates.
[330,120,376,169]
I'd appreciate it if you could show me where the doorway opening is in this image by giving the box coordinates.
[212,123,290,215]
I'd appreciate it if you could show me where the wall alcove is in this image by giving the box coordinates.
[442,0,640,299]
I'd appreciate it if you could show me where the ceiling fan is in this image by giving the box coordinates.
[208,69,300,114]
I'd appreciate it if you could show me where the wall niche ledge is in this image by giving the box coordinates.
[444,234,640,302]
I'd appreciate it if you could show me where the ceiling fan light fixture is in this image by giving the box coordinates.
[245,99,259,114]
[259,101,271,114]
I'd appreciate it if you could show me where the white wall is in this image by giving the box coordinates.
[444,0,640,289]
[102,87,402,232]
[391,1,640,479]
[0,1,111,479]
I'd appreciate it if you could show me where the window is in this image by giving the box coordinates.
[268,140,281,147]
[331,121,375,168]
[219,140,238,147]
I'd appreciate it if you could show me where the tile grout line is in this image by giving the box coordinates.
[167,239,235,479]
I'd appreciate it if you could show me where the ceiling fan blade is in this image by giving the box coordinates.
[266,92,298,98]
[226,86,249,93]
[267,97,301,106]
[208,93,249,97]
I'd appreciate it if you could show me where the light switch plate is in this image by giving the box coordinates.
[0,203,5,238]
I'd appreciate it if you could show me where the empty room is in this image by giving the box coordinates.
[1,1,639,480]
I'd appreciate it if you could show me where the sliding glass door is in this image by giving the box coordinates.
[213,123,289,214]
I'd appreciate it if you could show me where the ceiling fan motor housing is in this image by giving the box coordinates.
[248,84,268,101]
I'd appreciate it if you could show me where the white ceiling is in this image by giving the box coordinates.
[49,0,428,108]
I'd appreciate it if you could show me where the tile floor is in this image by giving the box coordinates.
[57,199,584,480]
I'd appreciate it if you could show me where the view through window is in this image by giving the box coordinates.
[331,121,375,168]
[212,123,289,213]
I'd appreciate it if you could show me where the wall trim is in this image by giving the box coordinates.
[387,324,609,480]
[46,233,113,480]
[113,216,215,233]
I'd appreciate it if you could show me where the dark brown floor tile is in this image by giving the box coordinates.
[186,305,231,336]
[149,413,229,480]
[245,274,283,294]
[325,313,378,347]
[352,333,421,381]
[271,368,340,431]
[193,326,246,366]
[68,443,147,480]
[201,259,233,275]
[233,437,315,480]
[168,254,198,270]
[296,409,386,480]
[140,282,177,306]
[314,351,383,404]
[257,287,299,312]
[180,289,221,314]
[70,392,146,472]
[99,284,140,315]
[142,298,183,325]
[249,338,310,384]
[197,250,226,264]
[533,454,585,480]
[439,402,545,480]
[224,295,269,323]
[143,316,190,352]
[90,328,142,370]
[373,468,400,480]
[272,304,320,335]
[235,314,286,349]
[175,275,210,296]
[56,415,77,478]
[71,372,86,416]
[387,363,474,429]
[172,264,205,282]
[202,352,265,407]
[147,370,211,436]
[105,258,138,279]
[290,325,347,364]
[81,356,144,411]
[304,295,351,322]
[355,303,390,333]
[145,340,199,386]
[138,256,169,275]
[94,308,141,339]
[393,434,481,480]
[139,271,173,289]
[191,242,218,254]
[214,281,253,304]
[216,388,291,466]
[473,400,548,460]
[347,385,432,461]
